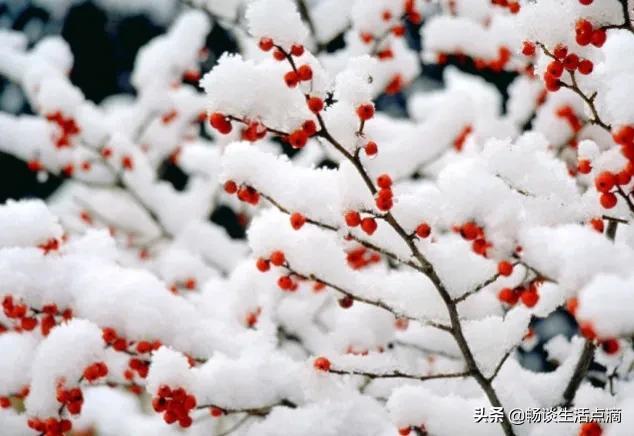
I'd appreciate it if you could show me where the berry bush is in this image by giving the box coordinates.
[0,1,634,435]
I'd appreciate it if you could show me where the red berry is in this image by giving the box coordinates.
[210,406,224,417]
[364,141,378,157]
[578,59,593,75]
[521,41,536,56]
[284,71,299,88]
[599,192,617,209]
[224,180,238,194]
[497,261,513,277]
[302,120,317,136]
[290,212,306,230]
[520,288,539,308]
[577,159,592,174]
[613,125,634,145]
[313,356,331,371]
[356,104,375,121]
[277,275,293,290]
[273,49,286,61]
[21,317,38,331]
[579,422,602,436]
[595,171,615,193]
[563,53,579,71]
[392,25,406,37]
[547,61,564,78]
[398,427,412,436]
[360,217,377,235]
[297,64,313,81]
[290,44,305,57]
[589,218,604,233]
[209,112,232,134]
[460,222,480,240]
[375,190,393,211]
[498,288,519,305]
[600,338,620,355]
[289,129,308,148]
[591,29,606,47]
[270,251,286,266]
[553,44,568,60]
[415,223,431,238]
[307,97,324,113]
[579,0,593,4]
[360,32,373,44]
[376,174,392,189]
[579,322,597,340]
[179,416,193,428]
[345,211,361,227]
[256,257,270,272]
[259,37,274,51]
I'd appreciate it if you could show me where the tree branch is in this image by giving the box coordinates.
[328,367,471,382]
[561,340,596,407]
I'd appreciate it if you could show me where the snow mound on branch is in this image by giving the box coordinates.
[246,0,309,49]
[0,199,63,248]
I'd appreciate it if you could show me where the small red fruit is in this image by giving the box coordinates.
[313,356,331,371]
[256,257,270,272]
[364,141,378,157]
[224,180,238,194]
[415,223,431,238]
[520,288,539,307]
[599,192,617,209]
[578,59,593,75]
[284,71,299,88]
[259,37,274,51]
[497,261,513,277]
[307,97,324,113]
[360,217,377,235]
[577,159,592,174]
[270,251,286,266]
[297,64,313,81]
[345,211,361,227]
[376,174,392,189]
[521,41,535,56]
[600,338,620,355]
[356,103,375,121]
[290,212,306,230]
[290,44,305,57]
[594,171,615,193]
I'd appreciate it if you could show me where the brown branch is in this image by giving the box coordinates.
[536,42,611,132]
[258,192,424,272]
[615,184,634,216]
[561,340,596,407]
[487,349,513,382]
[454,262,521,304]
[196,399,297,417]
[284,262,452,332]
[328,367,470,382]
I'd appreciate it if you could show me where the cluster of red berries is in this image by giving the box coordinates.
[224,180,260,206]
[375,173,394,211]
[472,46,513,73]
[575,19,606,47]
[346,246,381,270]
[56,382,84,415]
[152,385,197,428]
[126,357,150,380]
[27,417,73,435]
[240,120,267,142]
[2,297,68,335]
[256,250,286,273]
[498,280,541,307]
[284,64,313,88]
[594,170,632,209]
[541,44,594,92]
[491,0,520,14]
[455,222,492,257]
[453,125,473,152]
[556,105,583,133]
[258,36,305,61]
[288,120,317,149]
[344,211,378,236]
[46,111,80,149]
[83,361,108,382]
